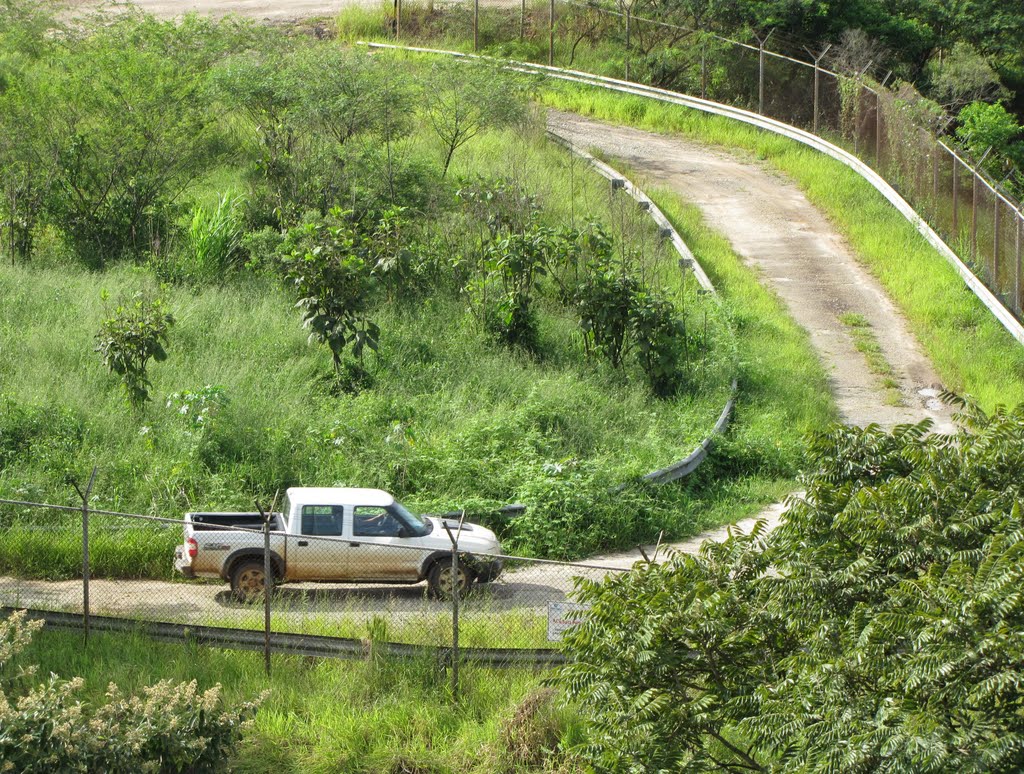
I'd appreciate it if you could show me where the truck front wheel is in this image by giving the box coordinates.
[231,560,273,603]
[428,559,475,600]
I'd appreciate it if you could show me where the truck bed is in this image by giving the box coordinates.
[186,512,284,532]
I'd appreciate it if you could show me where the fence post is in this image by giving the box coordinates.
[971,171,979,259]
[72,467,97,644]
[1016,212,1022,316]
[395,0,401,38]
[548,0,554,66]
[473,0,479,51]
[875,91,883,167]
[624,6,631,81]
[994,197,1001,287]
[952,157,959,236]
[441,512,466,701]
[254,499,273,677]
[520,0,525,40]
[805,44,830,135]
[700,35,707,99]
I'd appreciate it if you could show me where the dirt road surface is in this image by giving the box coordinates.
[62,0,372,20]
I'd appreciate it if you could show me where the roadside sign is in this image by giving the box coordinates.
[547,602,590,641]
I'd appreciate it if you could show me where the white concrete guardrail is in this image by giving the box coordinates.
[544,131,737,484]
[363,41,1024,346]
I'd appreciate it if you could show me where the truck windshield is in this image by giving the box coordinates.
[390,502,432,538]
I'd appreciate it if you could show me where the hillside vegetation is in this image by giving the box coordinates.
[0,4,769,574]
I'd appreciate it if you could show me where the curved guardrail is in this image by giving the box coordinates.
[545,132,738,484]
[364,41,1024,346]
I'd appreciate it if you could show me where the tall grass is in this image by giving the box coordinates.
[22,626,582,772]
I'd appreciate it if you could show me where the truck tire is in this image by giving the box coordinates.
[427,559,475,600]
[231,559,273,603]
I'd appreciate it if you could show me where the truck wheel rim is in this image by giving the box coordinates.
[438,566,467,591]
[238,568,265,596]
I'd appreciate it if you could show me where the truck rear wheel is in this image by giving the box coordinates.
[231,560,273,603]
[428,559,475,600]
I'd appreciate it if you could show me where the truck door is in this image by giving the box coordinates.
[288,504,355,581]
[345,505,423,581]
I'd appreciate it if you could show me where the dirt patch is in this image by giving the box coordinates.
[61,0,373,21]
[548,110,956,432]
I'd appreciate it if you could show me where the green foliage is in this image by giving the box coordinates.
[0,611,261,772]
[185,192,245,282]
[280,208,380,369]
[507,460,686,559]
[559,401,1024,771]
[629,289,687,398]
[38,19,221,267]
[0,397,83,480]
[424,61,530,177]
[24,627,582,773]
[575,258,691,397]
[95,294,175,409]
[956,101,1024,171]
[926,42,1008,111]
[575,262,638,370]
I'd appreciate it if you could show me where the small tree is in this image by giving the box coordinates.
[424,62,528,177]
[281,209,379,370]
[95,294,175,409]
[956,101,1024,169]
[41,19,220,266]
[558,400,1024,772]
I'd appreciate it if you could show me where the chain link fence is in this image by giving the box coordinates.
[0,485,634,677]
[400,0,1024,322]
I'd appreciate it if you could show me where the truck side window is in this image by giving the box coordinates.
[301,505,345,537]
[353,506,403,537]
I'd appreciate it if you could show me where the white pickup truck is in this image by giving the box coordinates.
[174,487,504,601]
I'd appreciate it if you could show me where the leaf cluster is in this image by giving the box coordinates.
[94,294,175,410]
[0,611,262,773]
[559,400,1024,772]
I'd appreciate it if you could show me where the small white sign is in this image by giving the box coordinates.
[547,602,590,641]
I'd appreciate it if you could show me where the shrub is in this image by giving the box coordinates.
[558,400,1024,771]
[0,611,263,772]
[95,293,175,409]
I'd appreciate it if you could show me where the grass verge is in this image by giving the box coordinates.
[21,625,581,773]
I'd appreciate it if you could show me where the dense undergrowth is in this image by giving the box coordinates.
[0,4,769,578]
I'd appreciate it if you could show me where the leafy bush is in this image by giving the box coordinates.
[559,399,1024,771]
[280,208,380,370]
[507,460,681,559]
[95,293,175,409]
[0,611,262,772]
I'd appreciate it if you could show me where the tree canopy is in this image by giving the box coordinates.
[559,398,1024,772]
